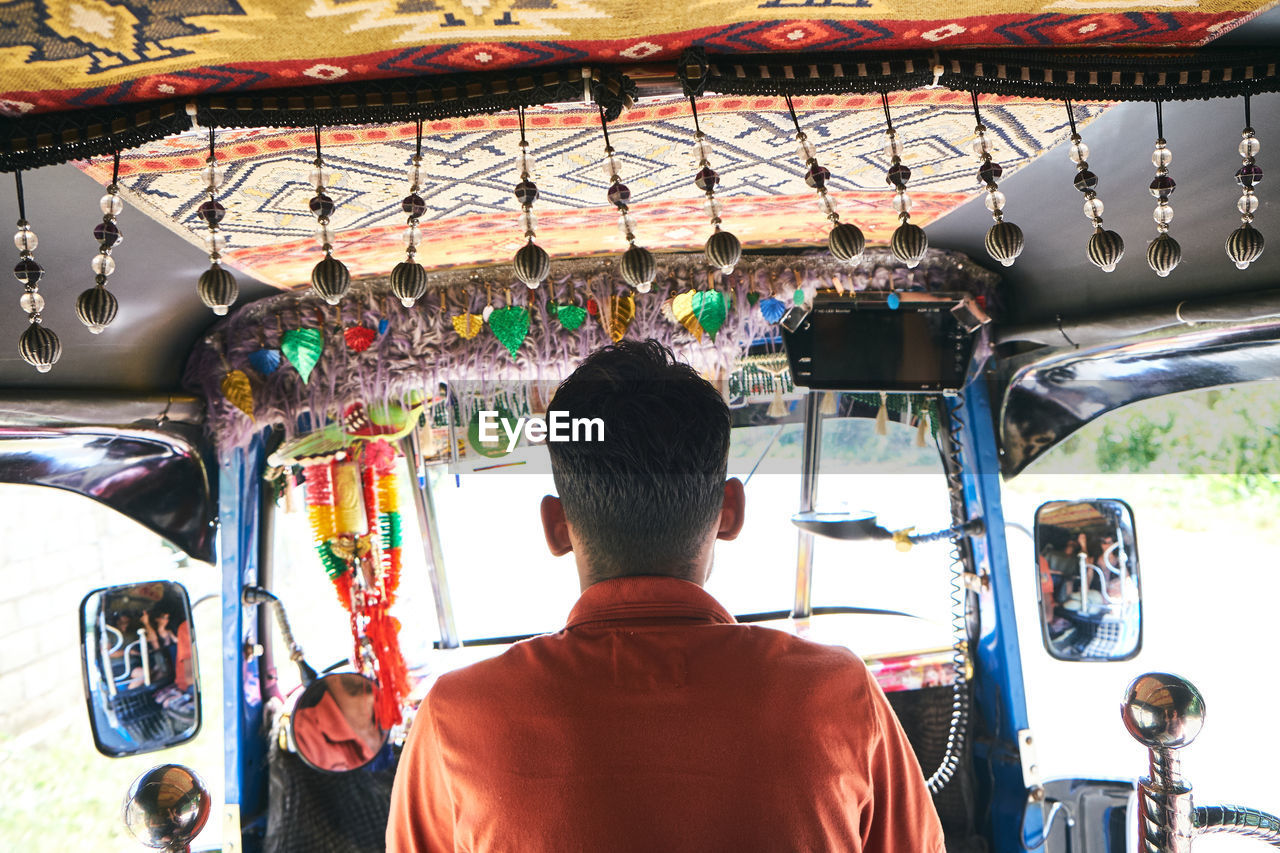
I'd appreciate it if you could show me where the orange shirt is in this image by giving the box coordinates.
[388,576,944,853]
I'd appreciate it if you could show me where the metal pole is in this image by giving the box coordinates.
[792,390,822,619]
[401,432,460,649]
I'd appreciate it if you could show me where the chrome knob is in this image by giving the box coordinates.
[1121,672,1206,749]
[122,764,211,852]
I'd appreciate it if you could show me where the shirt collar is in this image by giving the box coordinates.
[565,575,736,630]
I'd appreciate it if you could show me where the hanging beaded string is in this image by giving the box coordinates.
[13,171,60,372]
[196,127,239,315]
[1147,101,1181,277]
[600,104,656,292]
[309,126,351,304]
[689,95,741,275]
[391,118,429,307]
[880,92,927,269]
[1227,93,1265,270]
[77,149,122,333]
[968,91,1024,268]
[1064,99,1123,273]
[511,106,551,289]
[782,92,864,266]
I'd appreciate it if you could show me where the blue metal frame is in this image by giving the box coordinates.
[219,437,268,852]
[954,380,1038,850]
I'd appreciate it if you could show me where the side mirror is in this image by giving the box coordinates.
[288,672,389,773]
[1033,500,1142,661]
[80,580,201,756]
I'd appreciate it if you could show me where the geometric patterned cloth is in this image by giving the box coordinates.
[0,0,1272,116]
[76,91,1109,288]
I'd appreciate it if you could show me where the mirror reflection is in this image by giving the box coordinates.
[291,672,388,773]
[80,580,201,756]
[1034,500,1142,661]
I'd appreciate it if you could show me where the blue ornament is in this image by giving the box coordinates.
[759,297,787,325]
[247,348,282,376]
[887,292,901,310]
[378,318,390,337]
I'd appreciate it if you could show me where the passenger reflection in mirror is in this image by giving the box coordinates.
[388,341,945,852]
[294,674,384,772]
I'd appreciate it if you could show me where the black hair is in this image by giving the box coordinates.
[546,339,732,582]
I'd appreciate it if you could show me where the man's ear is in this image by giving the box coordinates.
[540,495,574,556]
[717,478,746,542]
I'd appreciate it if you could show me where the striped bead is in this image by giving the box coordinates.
[19,322,60,373]
[704,229,742,274]
[890,222,928,268]
[513,240,550,288]
[1087,229,1125,273]
[620,243,656,290]
[390,261,428,306]
[1225,224,1265,270]
[311,254,350,305]
[1146,232,1182,278]
[828,222,865,264]
[198,264,239,315]
[984,221,1025,268]
[76,284,119,334]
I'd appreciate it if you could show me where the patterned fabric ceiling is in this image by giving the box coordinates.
[0,0,1276,116]
[76,91,1108,288]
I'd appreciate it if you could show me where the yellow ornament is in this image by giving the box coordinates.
[221,370,255,421]
[671,290,706,341]
[451,313,483,340]
[608,293,635,343]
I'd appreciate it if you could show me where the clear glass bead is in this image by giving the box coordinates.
[13,229,36,252]
[796,137,816,162]
[883,135,903,158]
[313,224,334,245]
[1082,197,1104,218]
[1153,202,1174,225]
[403,224,421,247]
[985,190,1007,212]
[704,198,723,220]
[971,135,992,156]
[601,153,621,181]
[200,163,226,188]
[1068,141,1090,164]
[1151,145,1172,168]
[516,150,537,179]
[892,192,912,214]
[206,231,228,252]
[816,193,836,218]
[309,166,330,188]
[692,136,713,164]
[1238,192,1259,215]
[90,253,115,276]
[519,210,538,237]
[1239,135,1261,159]
[100,193,125,216]
[20,291,44,314]
[617,212,637,239]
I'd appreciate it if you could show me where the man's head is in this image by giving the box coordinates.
[540,340,744,588]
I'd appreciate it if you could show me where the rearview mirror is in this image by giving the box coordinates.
[289,672,389,773]
[79,580,201,756]
[1033,500,1142,661]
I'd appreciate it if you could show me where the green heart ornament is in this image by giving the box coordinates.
[556,304,587,331]
[281,328,324,384]
[747,291,761,306]
[488,305,530,358]
[691,290,728,340]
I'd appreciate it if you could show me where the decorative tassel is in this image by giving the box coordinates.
[820,390,837,416]
[767,378,787,418]
[875,392,889,436]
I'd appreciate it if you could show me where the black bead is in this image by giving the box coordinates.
[514,241,550,286]
[695,166,719,192]
[76,284,119,334]
[1087,229,1125,272]
[979,161,1003,186]
[1073,170,1098,193]
[391,261,429,306]
[19,322,60,373]
[1237,164,1263,189]
[805,164,830,190]
[198,264,239,315]
[827,222,865,264]
[1149,175,1176,200]
[197,200,225,227]
[309,193,335,219]
[620,244,656,288]
[704,229,742,273]
[311,254,351,304]
[984,221,1025,267]
[887,163,912,189]
[1226,224,1265,269]
[512,181,538,206]
[401,193,426,217]
[890,222,928,267]
[13,257,42,285]
[94,219,122,247]
[607,182,631,208]
[1146,232,1182,278]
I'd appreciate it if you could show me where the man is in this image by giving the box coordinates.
[388,340,944,852]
